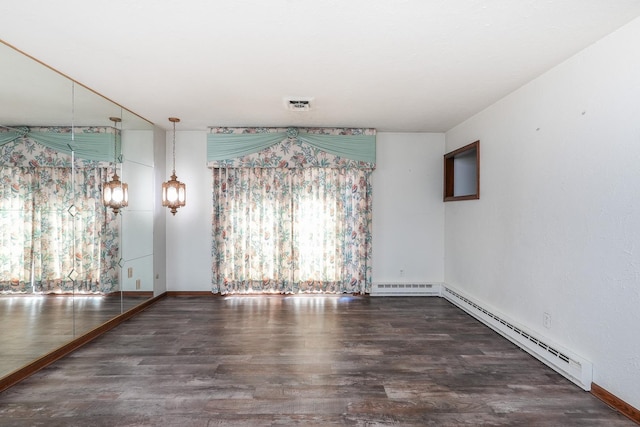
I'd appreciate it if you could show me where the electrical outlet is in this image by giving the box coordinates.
[135,279,141,290]
[127,267,133,278]
[543,312,551,329]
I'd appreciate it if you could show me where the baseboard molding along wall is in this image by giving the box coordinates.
[371,282,593,391]
[441,284,593,391]
[371,282,443,296]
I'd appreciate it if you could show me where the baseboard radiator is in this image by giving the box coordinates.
[371,282,442,296]
[442,285,593,391]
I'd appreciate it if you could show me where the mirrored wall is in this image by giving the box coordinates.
[0,40,156,380]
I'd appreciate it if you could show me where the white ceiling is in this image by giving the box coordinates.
[2,0,640,132]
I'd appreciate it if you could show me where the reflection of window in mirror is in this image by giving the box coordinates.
[443,140,479,201]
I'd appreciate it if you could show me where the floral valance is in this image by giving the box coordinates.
[207,127,376,169]
[0,126,120,163]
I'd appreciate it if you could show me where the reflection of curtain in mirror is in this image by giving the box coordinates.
[0,135,120,294]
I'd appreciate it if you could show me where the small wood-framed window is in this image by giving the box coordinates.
[443,140,479,202]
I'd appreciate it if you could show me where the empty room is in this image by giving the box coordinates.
[1,1,640,425]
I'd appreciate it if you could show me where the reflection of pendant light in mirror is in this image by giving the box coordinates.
[162,117,186,215]
[102,116,128,215]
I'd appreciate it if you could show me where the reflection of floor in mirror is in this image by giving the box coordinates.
[0,294,151,378]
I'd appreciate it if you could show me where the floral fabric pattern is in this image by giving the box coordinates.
[0,133,119,294]
[208,127,376,170]
[210,128,374,295]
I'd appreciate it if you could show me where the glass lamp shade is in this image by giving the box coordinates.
[162,172,186,215]
[102,172,129,215]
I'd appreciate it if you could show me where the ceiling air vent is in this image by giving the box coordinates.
[285,98,312,111]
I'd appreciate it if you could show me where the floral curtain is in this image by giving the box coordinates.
[0,131,120,294]
[210,127,375,295]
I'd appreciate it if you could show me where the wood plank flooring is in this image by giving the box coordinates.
[0,296,634,426]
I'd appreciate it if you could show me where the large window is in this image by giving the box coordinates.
[208,127,375,295]
[212,167,372,294]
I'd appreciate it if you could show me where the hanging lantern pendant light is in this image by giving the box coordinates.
[103,116,129,215]
[162,117,186,215]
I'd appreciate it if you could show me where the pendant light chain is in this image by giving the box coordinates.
[71,82,75,144]
[172,119,177,174]
[113,117,118,165]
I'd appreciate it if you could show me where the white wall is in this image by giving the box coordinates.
[165,131,445,292]
[372,132,444,283]
[445,17,640,408]
[165,130,212,292]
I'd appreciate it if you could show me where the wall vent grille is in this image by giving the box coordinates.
[371,283,441,296]
[286,99,311,111]
[442,286,592,390]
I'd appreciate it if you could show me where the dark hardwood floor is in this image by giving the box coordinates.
[0,296,634,426]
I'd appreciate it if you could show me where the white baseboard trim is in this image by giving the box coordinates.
[441,284,593,391]
[371,282,442,296]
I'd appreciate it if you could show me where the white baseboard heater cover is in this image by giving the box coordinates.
[371,282,442,296]
[442,285,593,391]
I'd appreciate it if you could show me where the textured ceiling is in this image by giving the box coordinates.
[2,0,640,131]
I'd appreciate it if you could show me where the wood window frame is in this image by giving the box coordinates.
[443,140,480,202]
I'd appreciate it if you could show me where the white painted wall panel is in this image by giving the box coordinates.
[372,132,445,283]
[445,16,640,408]
[165,131,213,292]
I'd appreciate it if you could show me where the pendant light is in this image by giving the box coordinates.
[162,117,186,215]
[102,116,128,215]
